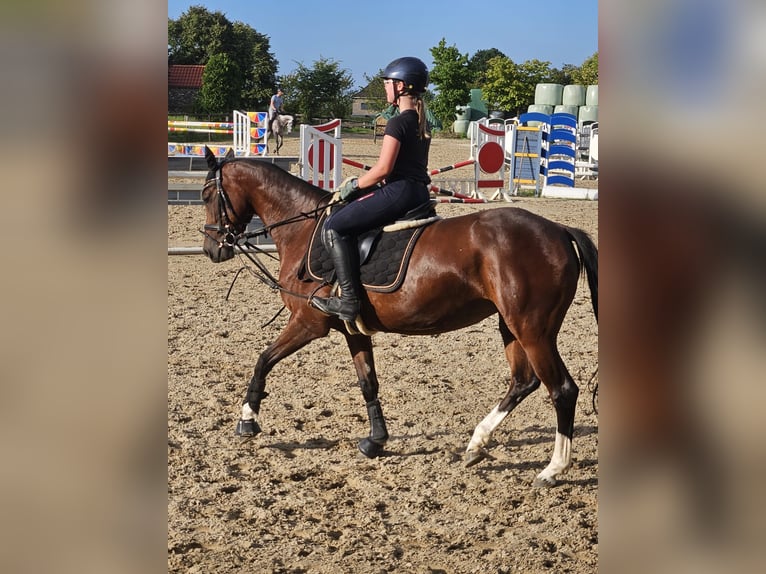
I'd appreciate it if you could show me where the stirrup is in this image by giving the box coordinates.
[310,294,359,322]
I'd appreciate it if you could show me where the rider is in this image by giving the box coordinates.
[311,56,432,321]
[268,88,284,136]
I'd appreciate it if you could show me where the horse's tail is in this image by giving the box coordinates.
[566,227,598,322]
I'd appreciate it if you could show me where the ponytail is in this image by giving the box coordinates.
[415,97,430,140]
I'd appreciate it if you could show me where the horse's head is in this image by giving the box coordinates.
[200,147,250,263]
[281,114,294,134]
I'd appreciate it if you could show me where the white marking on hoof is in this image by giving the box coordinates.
[241,402,259,424]
[534,432,572,487]
[466,404,509,453]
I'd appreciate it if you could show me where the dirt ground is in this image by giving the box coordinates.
[168,131,599,573]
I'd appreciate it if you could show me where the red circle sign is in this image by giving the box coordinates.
[477,142,504,174]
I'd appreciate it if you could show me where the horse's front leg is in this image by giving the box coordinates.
[345,332,388,458]
[236,316,328,436]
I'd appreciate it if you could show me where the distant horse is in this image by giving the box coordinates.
[200,147,598,487]
[269,114,293,155]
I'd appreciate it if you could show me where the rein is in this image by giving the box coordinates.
[200,163,342,312]
[587,367,598,415]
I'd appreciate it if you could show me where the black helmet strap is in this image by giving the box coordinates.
[388,78,405,105]
[390,80,420,105]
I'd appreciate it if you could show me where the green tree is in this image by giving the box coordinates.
[167,6,233,65]
[571,52,598,85]
[197,53,242,113]
[516,58,556,106]
[550,63,578,86]
[429,38,471,129]
[482,56,520,115]
[468,48,506,86]
[483,57,555,117]
[231,22,277,109]
[168,6,278,111]
[281,57,355,121]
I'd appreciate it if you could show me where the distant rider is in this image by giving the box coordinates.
[268,88,284,136]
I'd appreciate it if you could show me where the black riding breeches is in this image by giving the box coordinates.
[324,179,430,237]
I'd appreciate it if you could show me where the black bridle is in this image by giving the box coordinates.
[199,160,341,307]
[202,167,244,248]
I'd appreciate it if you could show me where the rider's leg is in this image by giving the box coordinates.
[311,229,361,321]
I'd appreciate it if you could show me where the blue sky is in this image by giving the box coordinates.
[168,0,598,87]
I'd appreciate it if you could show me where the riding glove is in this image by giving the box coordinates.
[338,177,360,201]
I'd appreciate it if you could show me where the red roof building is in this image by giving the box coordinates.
[168,65,205,89]
[168,65,205,112]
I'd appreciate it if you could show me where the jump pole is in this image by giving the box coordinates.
[430,184,487,203]
[168,246,277,256]
[428,159,490,201]
[306,125,488,203]
[342,156,486,203]
[429,159,475,175]
[342,158,374,171]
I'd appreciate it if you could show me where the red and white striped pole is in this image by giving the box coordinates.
[428,159,475,176]
[342,156,486,202]
[430,184,487,203]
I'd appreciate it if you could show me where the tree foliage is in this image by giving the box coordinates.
[468,48,506,87]
[168,5,277,112]
[428,37,598,124]
[281,58,355,121]
[570,52,598,85]
[483,57,558,117]
[482,57,577,117]
[515,59,557,108]
[167,6,234,65]
[549,64,578,87]
[481,56,520,114]
[197,53,242,113]
[428,39,472,129]
[230,22,278,109]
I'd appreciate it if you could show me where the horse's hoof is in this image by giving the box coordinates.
[235,419,261,437]
[358,437,384,458]
[464,447,490,468]
[532,475,557,488]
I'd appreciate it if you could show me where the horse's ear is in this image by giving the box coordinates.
[204,146,217,170]
[225,148,235,159]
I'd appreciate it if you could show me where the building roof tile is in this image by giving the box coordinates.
[168,65,205,88]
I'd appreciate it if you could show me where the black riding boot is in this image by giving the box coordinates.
[311,229,361,321]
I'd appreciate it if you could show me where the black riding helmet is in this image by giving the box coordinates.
[383,57,429,96]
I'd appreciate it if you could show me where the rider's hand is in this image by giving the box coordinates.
[338,177,359,201]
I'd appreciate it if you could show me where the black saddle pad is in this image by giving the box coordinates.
[303,214,431,293]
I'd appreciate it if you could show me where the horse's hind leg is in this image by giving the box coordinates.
[345,332,388,458]
[523,340,579,487]
[465,322,541,467]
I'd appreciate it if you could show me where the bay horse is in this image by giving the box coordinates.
[200,147,598,487]
[268,114,293,155]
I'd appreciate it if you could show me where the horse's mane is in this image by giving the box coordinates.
[223,157,332,206]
